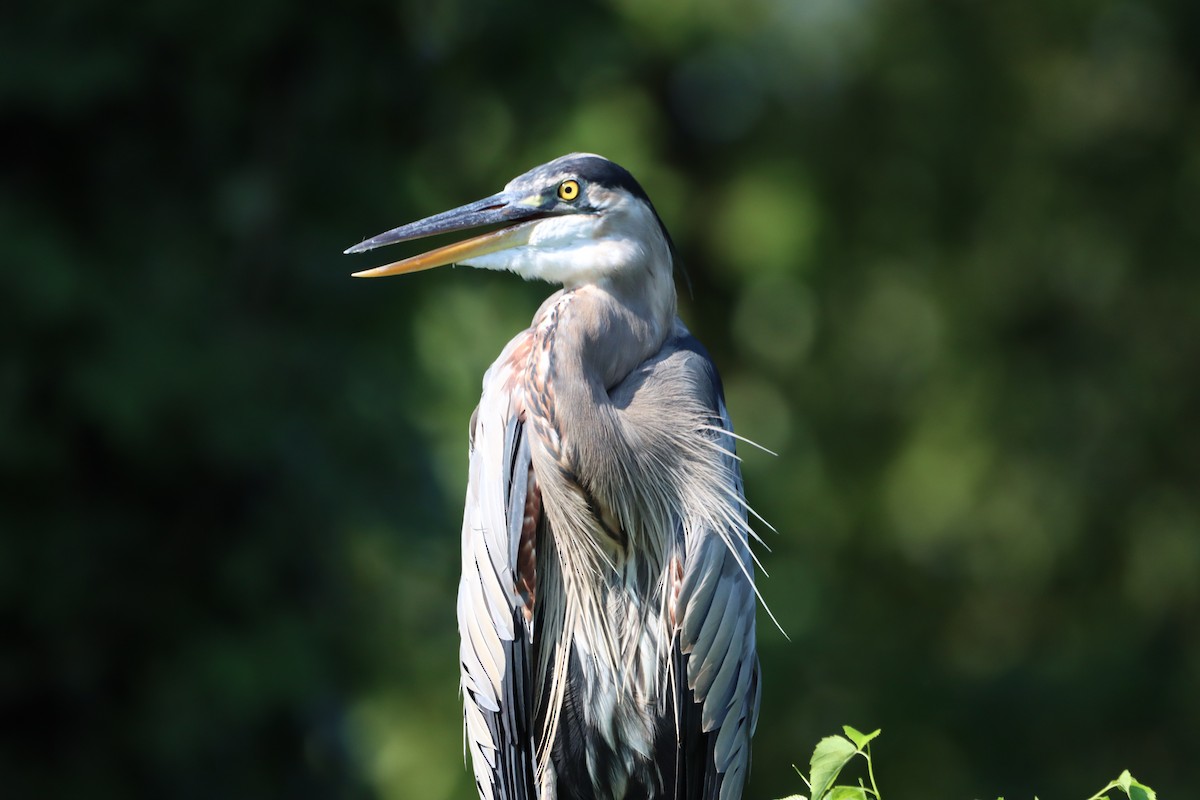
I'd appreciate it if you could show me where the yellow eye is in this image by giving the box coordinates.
[557,179,580,201]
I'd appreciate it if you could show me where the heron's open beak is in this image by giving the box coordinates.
[344,191,547,278]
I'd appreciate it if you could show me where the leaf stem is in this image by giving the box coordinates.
[1083,780,1118,800]
[863,743,881,800]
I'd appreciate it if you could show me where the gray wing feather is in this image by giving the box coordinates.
[458,333,537,800]
[674,359,761,800]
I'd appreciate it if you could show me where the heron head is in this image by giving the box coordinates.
[345,153,672,286]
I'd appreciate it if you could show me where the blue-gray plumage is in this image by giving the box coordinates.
[346,154,763,799]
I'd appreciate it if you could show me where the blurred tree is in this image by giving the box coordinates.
[2,1,1196,798]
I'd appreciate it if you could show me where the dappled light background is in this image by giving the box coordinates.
[4,1,1198,798]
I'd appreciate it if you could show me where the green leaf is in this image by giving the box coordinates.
[827,787,868,800]
[774,795,808,800]
[1106,770,1157,800]
[809,735,859,799]
[1117,771,1132,792]
[1127,777,1157,800]
[843,726,882,750]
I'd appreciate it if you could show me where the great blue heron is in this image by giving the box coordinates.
[346,154,763,800]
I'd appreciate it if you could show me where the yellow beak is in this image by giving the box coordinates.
[344,190,548,278]
[350,219,538,278]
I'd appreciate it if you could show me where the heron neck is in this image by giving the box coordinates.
[523,267,676,494]
[558,270,675,390]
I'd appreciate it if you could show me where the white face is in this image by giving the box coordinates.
[459,180,670,287]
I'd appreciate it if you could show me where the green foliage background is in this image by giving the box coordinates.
[3,1,1197,798]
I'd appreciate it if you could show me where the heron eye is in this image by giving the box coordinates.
[557,180,580,202]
